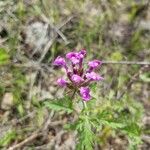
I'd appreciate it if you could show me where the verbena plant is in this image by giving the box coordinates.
[44,49,143,150]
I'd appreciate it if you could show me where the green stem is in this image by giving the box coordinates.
[83,101,87,109]
[71,89,76,99]
[82,101,88,115]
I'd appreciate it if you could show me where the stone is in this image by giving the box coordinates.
[1,93,14,110]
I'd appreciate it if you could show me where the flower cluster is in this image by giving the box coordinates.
[53,49,103,101]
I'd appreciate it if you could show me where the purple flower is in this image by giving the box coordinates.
[71,57,80,64]
[66,52,79,64]
[78,49,86,59]
[57,78,67,87]
[53,49,103,102]
[71,74,84,84]
[88,60,102,70]
[53,56,66,67]
[66,50,86,64]
[80,87,91,101]
[66,52,77,59]
[86,72,104,81]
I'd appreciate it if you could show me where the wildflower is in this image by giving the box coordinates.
[57,78,67,87]
[71,74,84,84]
[53,49,103,101]
[80,87,91,101]
[53,56,66,67]
[86,72,104,81]
[78,49,86,59]
[88,60,102,70]
[66,52,80,64]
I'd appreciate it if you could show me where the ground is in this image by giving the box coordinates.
[0,0,150,149]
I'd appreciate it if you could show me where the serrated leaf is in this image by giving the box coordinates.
[122,123,141,137]
[76,115,95,150]
[100,120,125,129]
[44,101,73,113]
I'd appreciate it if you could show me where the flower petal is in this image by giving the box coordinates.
[80,87,91,101]
[86,72,104,81]
[57,78,67,87]
[53,56,66,67]
[88,60,102,69]
[71,74,84,84]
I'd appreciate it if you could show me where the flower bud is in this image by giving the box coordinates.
[53,56,66,67]
[57,78,67,87]
[80,87,91,101]
[88,60,102,69]
[86,72,104,81]
[71,74,84,84]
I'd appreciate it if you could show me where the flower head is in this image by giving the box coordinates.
[53,49,103,102]
[80,87,91,101]
[66,52,80,64]
[88,60,102,70]
[71,74,84,84]
[57,78,67,87]
[86,72,104,81]
[53,56,66,67]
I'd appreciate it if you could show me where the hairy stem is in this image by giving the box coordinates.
[82,101,89,116]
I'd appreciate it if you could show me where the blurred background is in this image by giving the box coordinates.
[0,0,150,149]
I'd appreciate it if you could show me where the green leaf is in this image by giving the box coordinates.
[140,73,150,83]
[0,130,16,147]
[45,101,73,113]
[91,97,143,149]
[76,116,95,150]
[44,97,73,113]
[100,120,125,129]
[122,123,141,138]
[0,48,10,65]
[17,104,25,116]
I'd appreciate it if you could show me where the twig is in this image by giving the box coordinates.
[7,111,54,150]
[102,61,150,65]
[44,131,65,149]
[11,60,150,72]
[38,15,73,63]
[38,38,56,63]
[116,66,147,100]
[57,16,74,29]
[41,14,69,44]
[7,117,67,150]
[7,131,43,150]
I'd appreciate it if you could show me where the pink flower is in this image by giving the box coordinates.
[78,49,86,59]
[66,50,86,64]
[57,78,67,87]
[88,60,102,69]
[66,52,77,59]
[80,87,91,101]
[66,52,80,64]
[71,74,84,84]
[53,49,103,102]
[86,72,104,81]
[53,56,66,67]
